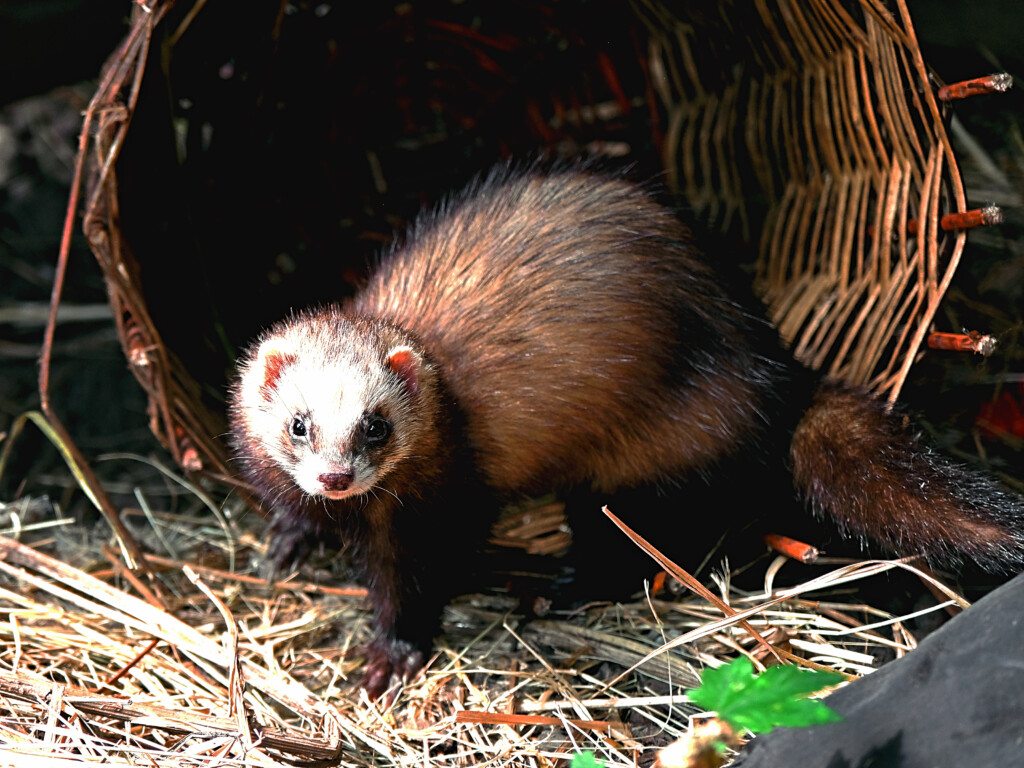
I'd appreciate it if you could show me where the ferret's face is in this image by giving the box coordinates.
[274,378,394,501]
[235,322,424,502]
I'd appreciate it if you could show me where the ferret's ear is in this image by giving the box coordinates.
[387,346,421,397]
[256,342,297,400]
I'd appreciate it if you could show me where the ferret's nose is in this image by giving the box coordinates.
[318,472,354,491]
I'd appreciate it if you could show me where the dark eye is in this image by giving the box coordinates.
[290,415,308,439]
[363,416,392,446]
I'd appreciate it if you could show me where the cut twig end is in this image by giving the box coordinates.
[926,331,997,357]
[938,72,1013,100]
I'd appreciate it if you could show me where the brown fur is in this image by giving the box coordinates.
[350,171,775,494]
[792,381,1024,567]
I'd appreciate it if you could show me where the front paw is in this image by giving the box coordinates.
[362,637,426,702]
[261,510,337,579]
[261,518,316,579]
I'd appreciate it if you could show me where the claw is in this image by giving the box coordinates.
[363,638,426,702]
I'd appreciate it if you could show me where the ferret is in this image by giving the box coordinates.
[230,165,1024,699]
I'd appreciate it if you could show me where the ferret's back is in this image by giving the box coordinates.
[349,169,776,493]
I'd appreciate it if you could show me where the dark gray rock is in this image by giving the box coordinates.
[731,572,1024,768]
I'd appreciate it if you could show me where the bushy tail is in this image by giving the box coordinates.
[790,381,1024,570]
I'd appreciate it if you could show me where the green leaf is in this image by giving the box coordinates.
[570,752,605,768]
[689,658,843,734]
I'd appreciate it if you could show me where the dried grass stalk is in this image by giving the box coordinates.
[0,506,958,766]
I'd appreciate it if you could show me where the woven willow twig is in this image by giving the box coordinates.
[644,0,968,401]
[79,2,235,480]
[39,2,173,581]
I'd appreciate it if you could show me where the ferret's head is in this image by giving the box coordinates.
[231,310,436,502]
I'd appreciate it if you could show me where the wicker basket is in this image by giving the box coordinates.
[71,0,998,481]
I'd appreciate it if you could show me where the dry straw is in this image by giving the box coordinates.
[0,492,957,765]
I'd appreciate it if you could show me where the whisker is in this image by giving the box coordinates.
[373,485,403,506]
